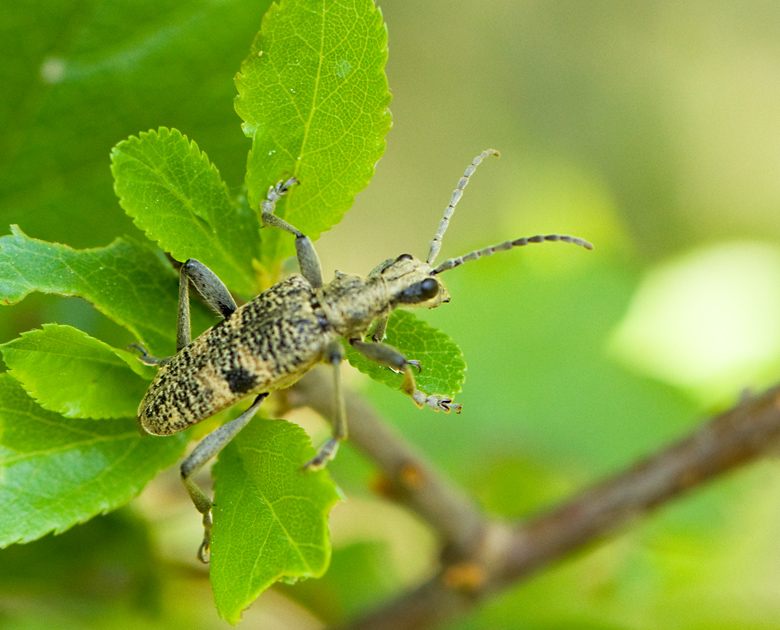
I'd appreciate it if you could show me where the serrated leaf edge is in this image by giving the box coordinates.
[110,127,257,294]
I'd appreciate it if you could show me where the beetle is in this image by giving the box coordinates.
[135,149,592,562]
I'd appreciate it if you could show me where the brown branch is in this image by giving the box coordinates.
[292,372,780,630]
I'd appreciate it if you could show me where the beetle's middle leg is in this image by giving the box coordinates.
[305,341,347,470]
[260,178,324,289]
[350,339,462,413]
[181,392,268,563]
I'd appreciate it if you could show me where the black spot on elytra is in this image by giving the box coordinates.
[224,367,258,394]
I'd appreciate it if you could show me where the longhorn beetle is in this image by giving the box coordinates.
[135,149,593,562]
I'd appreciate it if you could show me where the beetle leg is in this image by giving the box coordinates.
[180,392,268,563]
[350,339,461,413]
[370,314,390,342]
[181,259,237,318]
[260,178,324,289]
[127,343,172,366]
[176,259,238,352]
[305,341,347,469]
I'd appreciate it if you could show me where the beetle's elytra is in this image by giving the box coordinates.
[135,150,593,562]
[139,275,323,436]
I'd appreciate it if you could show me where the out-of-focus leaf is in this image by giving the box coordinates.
[0,0,272,248]
[210,417,340,624]
[0,374,187,547]
[235,0,391,271]
[0,510,160,609]
[111,128,260,296]
[345,309,466,400]
[1,324,153,419]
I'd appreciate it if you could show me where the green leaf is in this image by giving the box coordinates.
[235,0,392,270]
[1,324,154,420]
[0,373,187,547]
[0,225,211,357]
[0,510,159,609]
[346,310,466,399]
[211,417,340,624]
[111,128,260,296]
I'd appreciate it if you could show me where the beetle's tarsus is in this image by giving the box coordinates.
[437,398,462,414]
[304,438,339,470]
[127,343,171,366]
[411,391,461,413]
[197,512,213,563]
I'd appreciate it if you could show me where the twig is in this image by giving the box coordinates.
[292,372,780,630]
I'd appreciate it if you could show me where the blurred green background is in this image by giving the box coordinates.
[4,0,780,628]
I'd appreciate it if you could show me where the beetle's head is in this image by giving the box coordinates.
[370,254,450,309]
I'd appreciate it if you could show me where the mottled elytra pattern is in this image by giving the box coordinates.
[223,367,257,394]
[139,276,336,435]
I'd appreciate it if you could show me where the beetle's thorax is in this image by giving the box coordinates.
[319,255,449,338]
[319,271,387,337]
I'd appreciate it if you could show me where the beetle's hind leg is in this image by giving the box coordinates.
[181,392,268,563]
[350,339,461,413]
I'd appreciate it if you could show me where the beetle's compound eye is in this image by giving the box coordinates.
[395,253,414,262]
[396,277,440,304]
[419,277,439,299]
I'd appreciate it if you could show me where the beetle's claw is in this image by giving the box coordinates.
[406,359,422,373]
[197,513,212,563]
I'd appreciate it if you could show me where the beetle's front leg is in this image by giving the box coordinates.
[180,392,268,563]
[305,341,347,470]
[260,178,324,289]
[350,339,461,413]
[370,314,390,342]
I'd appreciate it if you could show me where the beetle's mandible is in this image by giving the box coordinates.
[134,149,593,562]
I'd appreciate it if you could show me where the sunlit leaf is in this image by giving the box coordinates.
[235,0,391,271]
[1,324,154,420]
[111,128,260,296]
[345,310,466,400]
[0,225,212,357]
[211,417,340,624]
[0,374,186,547]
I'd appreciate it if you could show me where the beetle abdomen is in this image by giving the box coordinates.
[138,275,331,435]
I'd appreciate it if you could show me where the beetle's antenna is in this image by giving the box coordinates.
[427,149,501,265]
[432,234,593,274]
